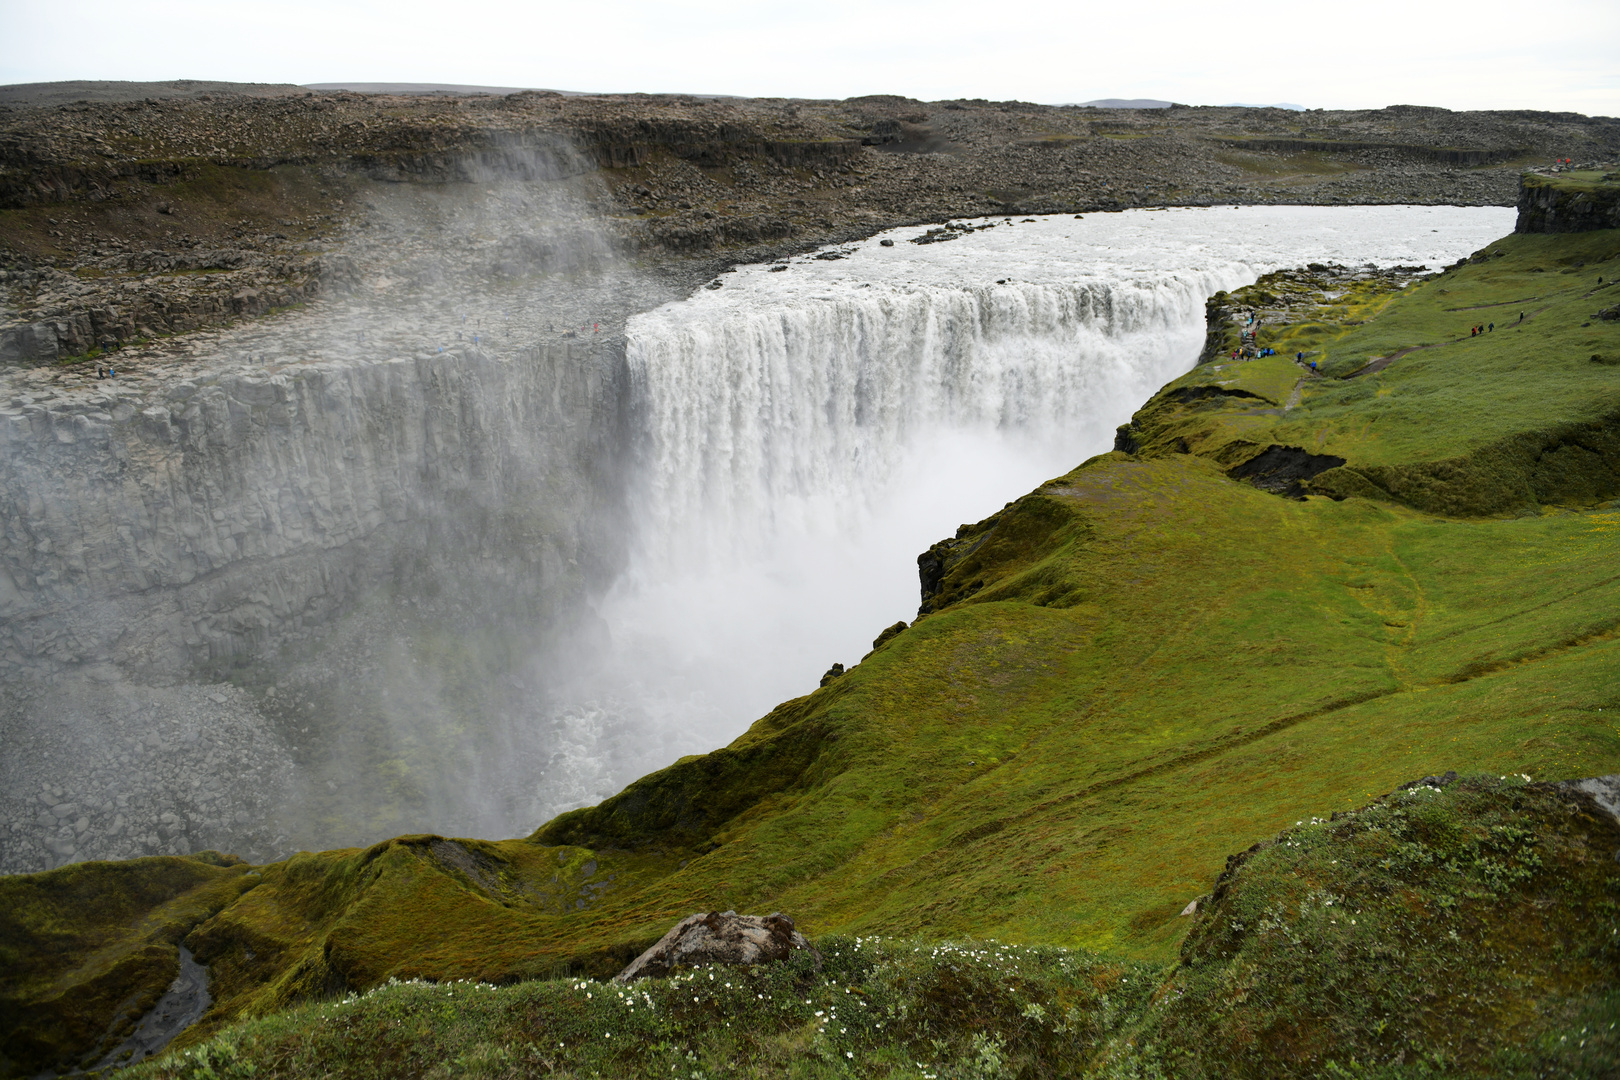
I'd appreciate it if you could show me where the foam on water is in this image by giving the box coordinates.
[544,205,1514,818]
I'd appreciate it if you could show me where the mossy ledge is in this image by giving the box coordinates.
[4,194,1620,1076]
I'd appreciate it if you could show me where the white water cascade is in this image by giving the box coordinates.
[540,205,1516,800]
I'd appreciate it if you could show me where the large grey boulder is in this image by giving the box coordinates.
[1561,774,1620,825]
[614,910,818,982]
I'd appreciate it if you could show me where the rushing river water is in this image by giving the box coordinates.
[544,205,1517,799]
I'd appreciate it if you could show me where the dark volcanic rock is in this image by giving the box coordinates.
[1515,167,1620,233]
[1398,769,1460,791]
[614,910,818,982]
[1227,445,1348,499]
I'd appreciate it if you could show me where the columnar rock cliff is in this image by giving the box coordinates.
[0,334,631,874]
[1515,165,1620,232]
[0,342,626,678]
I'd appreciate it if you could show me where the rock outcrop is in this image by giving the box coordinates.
[1514,165,1620,232]
[614,911,818,982]
[0,252,357,363]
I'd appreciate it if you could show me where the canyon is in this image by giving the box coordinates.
[1,76,1618,1075]
[5,81,1614,875]
[0,198,1511,875]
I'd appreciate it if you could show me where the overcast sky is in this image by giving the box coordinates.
[3,0,1617,115]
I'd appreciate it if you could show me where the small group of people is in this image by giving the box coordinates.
[1469,322,1495,336]
[95,338,121,378]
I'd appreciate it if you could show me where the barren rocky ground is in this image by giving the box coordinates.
[3,81,1618,362]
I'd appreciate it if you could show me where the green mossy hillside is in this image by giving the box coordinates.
[122,778,1620,1080]
[0,854,252,1076]
[1105,776,1620,1078]
[1121,227,1620,516]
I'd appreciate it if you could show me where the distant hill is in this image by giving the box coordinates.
[1077,97,1175,108]
[1072,98,1309,110]
[302,82,579,96]
[0,79,304,105]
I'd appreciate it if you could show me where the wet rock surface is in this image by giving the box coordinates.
[0,676,293,872]
[90,944,211,1073]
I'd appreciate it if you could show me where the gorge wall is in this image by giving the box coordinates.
[1516,166,1620,232]
[0,336,630,872]
[0,341,626,676]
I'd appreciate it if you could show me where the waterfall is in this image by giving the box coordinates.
[626,271,1236,567]
[0,203,1517,870]
[571,206,1516,774]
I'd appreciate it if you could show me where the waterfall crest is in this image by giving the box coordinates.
[588,206,1517,772]
[627,271,1236,566]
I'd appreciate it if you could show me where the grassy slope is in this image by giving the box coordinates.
[121,778,1620,1080]
[0,854,252,1074]
[4,224,1620,1076]
[1152,229,1620,515]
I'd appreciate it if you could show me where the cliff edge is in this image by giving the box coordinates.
[1516,163,1620,232]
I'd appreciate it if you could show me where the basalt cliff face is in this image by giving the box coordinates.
[0,341,624,677]
[0,320,634,874]
[1516,166,1620,232]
